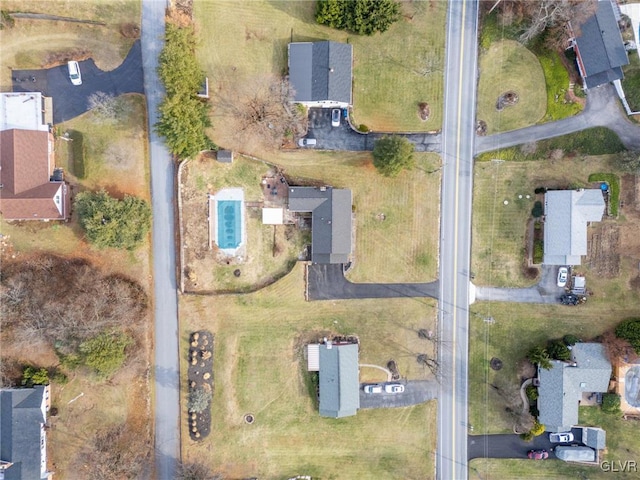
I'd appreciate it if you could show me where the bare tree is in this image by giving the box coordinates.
[176,461,223,480]
[518,0,597,46]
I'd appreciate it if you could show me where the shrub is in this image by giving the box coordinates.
[547,340,571,361]
[533,239,544,264]
[78,332,133,378]
[588,173,620,217]
[21,366,49,386]
[534,187,547,194]
[527,346,552,370]
[520,431,534,442]
[525,385,539,402]
[563,334,580,346]
[601,393,622,415]
[357,123,369,133]
[372,135,415,177]
[188,387,212,413]
[615,317,640,354]
[315,0,400,36]
[530,420,545,437]
[531,201,544,218]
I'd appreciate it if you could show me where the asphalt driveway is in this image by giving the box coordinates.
[468,427,583,460]
[307,263,439,301]
[475,265,566,304]
[359,380,438,409]
[11,40,144,124]
[302,107,441,152]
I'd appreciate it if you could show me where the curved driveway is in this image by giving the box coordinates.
[477,84,640,154]
[141,1,181,479]
[11,40,144,123]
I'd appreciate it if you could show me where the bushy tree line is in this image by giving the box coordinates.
[76,190,151,250]
[156,23,213,159]
[315,0,401,35]
[372,135,415,177]
[615,317,640,355]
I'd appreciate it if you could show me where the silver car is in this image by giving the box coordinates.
[549,432,574,443]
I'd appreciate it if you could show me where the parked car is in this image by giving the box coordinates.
[560,293,580,306]
[549,432,574,443]
[298,138,317,147]
[331,108,341,127]
[528,449,549,460]
[384,384,404,394]
[67,61,82,86]
[363,384,383,394]
[557,267,568,287]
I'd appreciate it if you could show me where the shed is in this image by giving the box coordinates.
[572,276,586,295]
[262,207,284,225]
[582,426,606,450]
[555,446,596,462]
[216,150,233,163]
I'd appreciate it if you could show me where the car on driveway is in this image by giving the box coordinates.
[560,293,580,305]
[557,267,568,287]
[364,384,383,394]
[528,449,549,460]
[298,138,317,147]
[549,432,574,443]
[67,61,82,86]
[331,108,341,127]
[384,384,404,394]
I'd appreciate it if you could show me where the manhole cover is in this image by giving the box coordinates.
[234,269,241,277]
[244,413,255,424]
[490,358,503,371]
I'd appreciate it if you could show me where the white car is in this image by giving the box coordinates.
[384,384,404,394]
[549,432,574,443]
[298,138,317,147]
[67,61,82,86]
[363,384,383,394]
[331,108,341,127]
[557,267,568,287]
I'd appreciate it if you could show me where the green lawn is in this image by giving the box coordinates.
[622,54,640,112]
[535,47,583,122]
[180,264,438,480]
[477,40,546,134]
[194,0,445,144]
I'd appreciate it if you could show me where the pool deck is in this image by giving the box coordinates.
[615,360,640,415]
[208,188,245,257]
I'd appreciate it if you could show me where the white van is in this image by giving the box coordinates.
[298,138,317,147]
[67,61,82,86]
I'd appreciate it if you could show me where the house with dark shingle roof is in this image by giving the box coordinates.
[543,189,605,265]
[288,41,353,107]
[318,342,360,418]
[538,343,611,433]
[288,186,352,264]
[570,0,629,89]
[0,385,52,480]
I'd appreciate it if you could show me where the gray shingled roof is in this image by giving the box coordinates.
[538,343,611,432]
[555,446,596,462]
[574,0,629,88]
[318,343,360,418]
[288,41,353,104]
[543,189,605,265]
[0,386,47,480]
[583,427,606,449]
[288,187,352,264]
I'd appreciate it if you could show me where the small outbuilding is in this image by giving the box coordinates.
[555,446,596,463]
[582,426,606,450]
[216,150,233,163]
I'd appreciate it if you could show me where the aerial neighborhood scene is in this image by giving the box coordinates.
[3,0,640,479]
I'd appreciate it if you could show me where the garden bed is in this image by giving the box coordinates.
[187,330,213,440]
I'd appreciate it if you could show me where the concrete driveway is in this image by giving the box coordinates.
[468,427,583,460]
[301,107,441,152]
[307,263,439,301]
[11,40,144,124]
[475,265,566,304]
[359,380,438,409]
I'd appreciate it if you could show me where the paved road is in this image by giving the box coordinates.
[359,380,438,409]
[140,1,181,478]
[477,84,640,154]
[11,41,144,123]
[475,265,564,304]
[302,107,441,152]
[468,427,583,460]
[307,263,438,301]
[437,1,479,479]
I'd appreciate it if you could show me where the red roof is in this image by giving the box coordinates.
[0,129,69,220]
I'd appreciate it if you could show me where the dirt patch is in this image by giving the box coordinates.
[120,23,140,39]
[42,48,92,68]
[587,222,621,278]
[496,91,519,111]
[418,102,431,121]
[476,120,487,136]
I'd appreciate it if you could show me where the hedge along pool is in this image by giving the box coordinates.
[210,188,245,256]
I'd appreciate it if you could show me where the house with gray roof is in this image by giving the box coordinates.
[570,0,629,89]
[288,187,352,264]
[538,343,611,432]
[288,41,353,107]
[0,385,52,480]
[318,342,360,418]
[543,189,605,265]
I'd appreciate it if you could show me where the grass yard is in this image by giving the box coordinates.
[622,54,640,112]
[534,47,583,122]
[194,0,445,146]
[477,40,546,134]
[472,156,621,287]
[179,263,438,480]
[0,0,139,89]
[180,155,308,292]
[273,151,441,283]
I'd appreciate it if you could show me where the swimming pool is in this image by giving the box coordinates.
[626,366,640,408]
[217,200,242,249]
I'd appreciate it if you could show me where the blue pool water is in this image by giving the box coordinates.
[217,200,241,249]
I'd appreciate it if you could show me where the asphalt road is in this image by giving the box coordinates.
[11,41,144,123]
[140,1,181,478]
[306,263,438,301]
[437,1,479,479]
